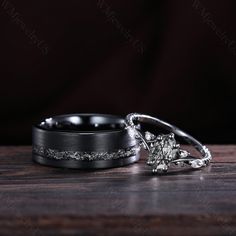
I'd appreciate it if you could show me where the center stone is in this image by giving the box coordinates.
[146,133,179,171]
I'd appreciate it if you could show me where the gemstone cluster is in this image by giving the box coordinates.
[144,132,189,173]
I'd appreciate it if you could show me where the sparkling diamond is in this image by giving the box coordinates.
[190,160,204,168]
[145,131,155,141]
[147,133,180,172]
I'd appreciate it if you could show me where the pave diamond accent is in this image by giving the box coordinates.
[33,145,140,161]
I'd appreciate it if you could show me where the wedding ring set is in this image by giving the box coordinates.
[32,113,211,173]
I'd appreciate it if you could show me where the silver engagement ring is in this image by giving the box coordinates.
[125,113,212,173]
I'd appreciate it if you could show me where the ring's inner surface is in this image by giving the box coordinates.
[38,114,125,132]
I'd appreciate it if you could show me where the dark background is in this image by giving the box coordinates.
[0,0,235,144]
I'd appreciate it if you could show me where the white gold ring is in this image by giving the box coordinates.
[125,113,212,173]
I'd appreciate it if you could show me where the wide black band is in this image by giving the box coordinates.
[32,114,140,169]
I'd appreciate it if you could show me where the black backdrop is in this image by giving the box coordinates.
[0,0,236,144]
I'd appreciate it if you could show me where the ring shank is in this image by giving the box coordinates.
[126,113,211,162]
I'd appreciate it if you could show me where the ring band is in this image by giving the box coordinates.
[32,114,140,169]
[125,113,212,173]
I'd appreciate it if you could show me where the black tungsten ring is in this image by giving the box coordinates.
[32,114,140,169]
